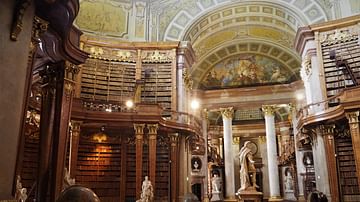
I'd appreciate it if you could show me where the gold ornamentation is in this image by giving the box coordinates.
[65,62,80,81]
[321,29,357,46]
[262,105,276,116]
[142,50,172,63]
[70,121,82,137]
[258,136,266,143]
[183,69,193,90]
[133,123,145,134]
[169,133,179,147]
[346,111,359,124]
[319,124,335,135]
[64,82,73,100]
[89,46,104,56]
[116,50,132,61]
[233,137,240,144]
[10,0,32,41]
[302,54,312,76]
[147,124,159,135]
[32,16,49,41]
[220,107,234,119]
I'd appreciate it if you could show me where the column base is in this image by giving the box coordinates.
[268,196,283,202]
[236,189,263,202]
[223,198,237,202]
[297,195,306,202]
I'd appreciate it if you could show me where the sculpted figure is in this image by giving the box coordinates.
[211,173,222,193]
[238,141,258,191]
[15,175,27,202]
[137,176,154,202]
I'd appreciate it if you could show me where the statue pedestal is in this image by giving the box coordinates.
[236,188,263,202]
[210,191,223,201]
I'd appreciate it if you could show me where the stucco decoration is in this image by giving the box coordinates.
[75,0,129,38]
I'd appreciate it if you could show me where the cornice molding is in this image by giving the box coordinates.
[294,26,314,55]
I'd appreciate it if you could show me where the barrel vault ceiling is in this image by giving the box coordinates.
[75,0,336,89]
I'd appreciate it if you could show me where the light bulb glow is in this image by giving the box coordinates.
[126,100,134,108]
[191,99,200,110]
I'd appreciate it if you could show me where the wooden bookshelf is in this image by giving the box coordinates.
[20,131,39,200]
[141,63,172,112]
[80,58,136,102]
[125,141,136,201]
[155,144,170,200]
[336,137,360,201]
[321,36,360,104]
[76,134,121,202]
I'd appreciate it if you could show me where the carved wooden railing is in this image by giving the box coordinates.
[296,93,343,119]
[73,98,203,135]
[296,86,360,128]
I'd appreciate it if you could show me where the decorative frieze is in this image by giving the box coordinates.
[320,28,358,46]
[142,50,174,63]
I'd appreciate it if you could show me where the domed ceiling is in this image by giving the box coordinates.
[74,0,341,89]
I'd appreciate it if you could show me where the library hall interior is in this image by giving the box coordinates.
[2,0,360,202]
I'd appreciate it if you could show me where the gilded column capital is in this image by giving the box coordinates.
[319,124,335,136]
[70,121,82,136]
[182,69,193,91]
[134,123,145,135]
[65,61,81,81]
[262,105,276,116]
[346,111,359,124]
[169,133,179,147]
[220,107,234,119]
[147,124,159,135]
[258,136,266,144]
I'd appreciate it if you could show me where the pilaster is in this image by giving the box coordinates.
[346,111,360,187]
[69,121,81,178]
[319,124,339,202]
[134,123,145,199]
[147,124,158,191]
[170,133,179,202]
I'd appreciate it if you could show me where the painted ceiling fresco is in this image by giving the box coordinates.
[200,54,296,89]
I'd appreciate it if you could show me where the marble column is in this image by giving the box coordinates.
[220,107,235,199]
[134,123,145,199]
[147,124,158,191]
[262,105,282,201]
[346,111,360,187]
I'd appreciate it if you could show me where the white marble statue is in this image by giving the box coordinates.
[238,141,258,191]
[15,175,27,202]
[137,176,154,202]
[211,174,222,193]
[285,170,293,192]
[64,167,75,188]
